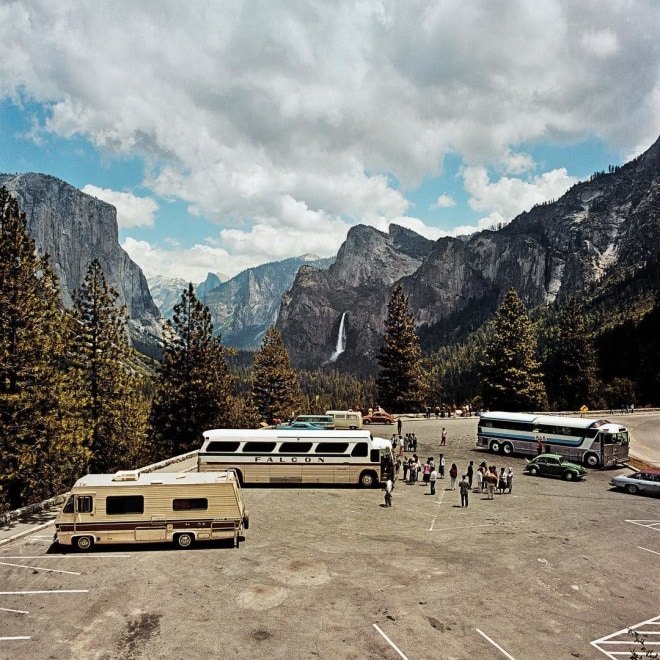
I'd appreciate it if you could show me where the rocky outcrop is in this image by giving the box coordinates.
[203,255,334,349]
[0,173,161,341]
[278,136,660,372]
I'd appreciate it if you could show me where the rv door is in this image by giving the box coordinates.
[73,494,95,532]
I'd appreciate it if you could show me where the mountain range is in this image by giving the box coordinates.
[2,134,658,373]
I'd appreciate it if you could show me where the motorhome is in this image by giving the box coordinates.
[55,470,249,550]
[325,410,363,429]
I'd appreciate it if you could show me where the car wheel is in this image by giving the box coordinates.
[363,420,371,425]
[563,471,575,481]
[359,471,377,488]
[528,466,538,476]
[74,535,94,551]
[502,442,513,456]
[490,440,501,453]
[584,453,599,468]
[625,484,639,495]
[175,532,194,549]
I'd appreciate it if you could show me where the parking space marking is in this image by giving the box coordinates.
[427,489,446,531]
[0,589,88,595]
[373,624,409,660]
[0,607,29,614]
[476,629,516,659]
[626,519,660,531]
[0,519,54,547]
[0,560,80,575]
[638,546,660,555]
[0,554,131,559]
[0,636,31,641]
[591,615,660,658]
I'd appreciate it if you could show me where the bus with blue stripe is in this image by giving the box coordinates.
[477,412,629,468]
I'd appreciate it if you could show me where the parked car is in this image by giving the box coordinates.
[523,454,587,481]
[610,469,660,496]
[275,421,325,430]
[362,411,395,425]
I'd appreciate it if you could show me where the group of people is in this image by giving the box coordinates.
[475,462,513,499]
[390,433,419,454]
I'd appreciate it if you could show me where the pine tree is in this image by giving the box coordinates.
[250,326,301,424]
[376,284,427,413]
[0,187,88,511]
[70,258,147,472]
[150,283,234,458]
[481,289,548,411]
[543,296,599,410]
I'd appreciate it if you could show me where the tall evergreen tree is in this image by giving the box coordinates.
[250,326,301,424]
[376,284,427,413]
[543,296,599,410]
[481,289,547,411]
[150,283,234,458]
[70,259,147,472]
[0,187,87,511]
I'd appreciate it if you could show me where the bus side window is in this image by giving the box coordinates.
[352,442,368,457]
[77,496,93,513]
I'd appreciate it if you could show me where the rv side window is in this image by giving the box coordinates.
[106,495,144,515]
[280,442,313,453]
[63,495,74,513]
[243,441,277,453]
[370,449,380,463]
[206,441,240,453]
[173,498,208,511]
[77,496,94,513]
[315,442,349,453]
[351,442,368,457]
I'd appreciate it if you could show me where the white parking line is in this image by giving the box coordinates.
[427,489,446,531]
[638,546,660,555]
[0,561,80,575]
[0,636,31,641]
[373,624,409,660]
[0,555,131,559]
[0,607,29,614]
[591,615,660,658]
[476,629,516,659]
[0,520,54,547]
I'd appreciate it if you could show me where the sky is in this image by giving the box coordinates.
[0,1,658,283]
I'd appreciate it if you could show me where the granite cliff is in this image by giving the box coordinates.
[0,173,161,345]
[278,136,660,373]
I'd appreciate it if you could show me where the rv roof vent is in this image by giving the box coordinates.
[112,470,141,481]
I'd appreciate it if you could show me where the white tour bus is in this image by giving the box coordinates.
[477,411,629,467]
[55,470,249,550]
[198,428,394,487]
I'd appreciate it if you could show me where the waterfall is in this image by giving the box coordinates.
[328,312,347,362]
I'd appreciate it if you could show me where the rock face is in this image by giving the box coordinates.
[278,136,660,373]
[0,173,161,340]
[203,255,334,349]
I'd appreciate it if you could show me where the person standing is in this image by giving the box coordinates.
[384,478,393,507]
[397,417,402,435]
[467,461,474,489]
[441,427,447,446]
[476,466,483,493]
[449,463,458,490]
[439,454,445,479]
[485,469,497,500]
[459,474,470,507]
[422,459,431,485]
[429,466,437,495]
[506,467,514,493]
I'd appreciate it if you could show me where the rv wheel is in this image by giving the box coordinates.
[75,535,94,551]
[175,532,194,549]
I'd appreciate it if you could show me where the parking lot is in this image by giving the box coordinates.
[1,416,659,659]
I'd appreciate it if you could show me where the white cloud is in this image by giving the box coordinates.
[462,166,578,229]
[1,1,658,277]
[432,194,456,209]
[82,185,158,228]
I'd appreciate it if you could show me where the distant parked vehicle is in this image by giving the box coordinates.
[523,454,587,481]
[276,421,325,430]
[610,469,660,496]
[363,411,395,425]
[293,414,335,429]
[325,410,363,429]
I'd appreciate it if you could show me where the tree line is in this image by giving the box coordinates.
[2,187,658,511]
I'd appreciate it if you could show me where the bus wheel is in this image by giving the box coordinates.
[502,442,513,456]
[490,441,501,453]
[359,471,376,488]
[75,535,94,551]
[584,453,599,468]
[175,533,194,549]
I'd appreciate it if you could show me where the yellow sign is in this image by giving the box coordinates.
[580,405,589,413]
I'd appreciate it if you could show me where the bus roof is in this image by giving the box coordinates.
[203,428,373,441]
[481,412,613,430]
[71,471,237,489]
